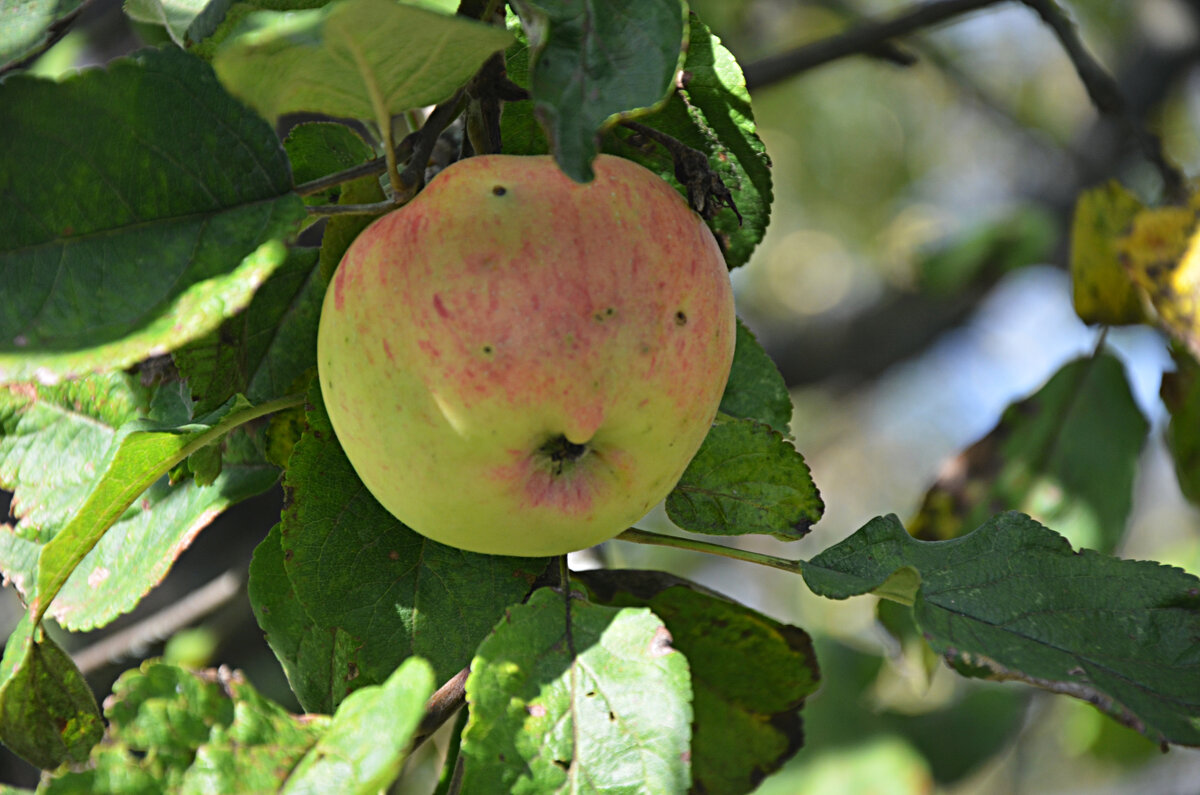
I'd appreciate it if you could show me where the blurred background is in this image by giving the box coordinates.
[3,0,1200,792]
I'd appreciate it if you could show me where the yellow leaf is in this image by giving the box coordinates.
[1120,205,1200,356]
[1069,181,1147,325]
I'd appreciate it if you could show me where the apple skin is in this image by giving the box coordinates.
[317,154,735,556]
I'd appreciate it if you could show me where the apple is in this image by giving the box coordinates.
[317,154,735,556]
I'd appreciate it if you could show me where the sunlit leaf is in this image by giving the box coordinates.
[1069,181,1146,325]
[578,569,817,794]
[460,587,692,792]
[211,0,512,126]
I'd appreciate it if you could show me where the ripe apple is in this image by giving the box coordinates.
[317,154,735,556]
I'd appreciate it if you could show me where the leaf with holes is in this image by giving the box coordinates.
[460,587,692,792]
[577,569,818,794]
[0,376,279,631]
[18,390,288,629]
[39,661,328,792]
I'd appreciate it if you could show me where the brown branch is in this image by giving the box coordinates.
[411,666,470,750]
[743,0,1009,90]
[1020,0,1187,201]
[395,89,470,202]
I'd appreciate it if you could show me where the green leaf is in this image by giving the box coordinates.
[283,122,377,205]
[801,512,1200,747]
[211,0,513,126]
[124,0,211,45]
[460,587,693,793]
[0,0,82,71]
[31,393,296,627]
[316,171,388,285]
[666,415,822,540]
[719,319,791,435]
[40,661,328,793]
[280,382,547,705]
[174,247,323,415]
[603,14,771,268]
[577,570,818,795]
[0,47,305,384]
[908,354,1148,552]
[0,376,280,630]
[248,523,357,713]
[0,614,103,770]
[282,657,435,794]
[1161,346,1200,508]
[510,0,687,182]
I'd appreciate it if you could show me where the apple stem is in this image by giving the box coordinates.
[616,528,804,575]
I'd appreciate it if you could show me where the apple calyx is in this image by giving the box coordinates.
[540,434,590,476]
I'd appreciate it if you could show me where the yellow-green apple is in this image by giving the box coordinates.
[317,154,735,556]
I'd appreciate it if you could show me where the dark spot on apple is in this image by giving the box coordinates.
[482,344,494,355]
[540,434,588,475]
[675,310,687,326]
[492,185,507,196]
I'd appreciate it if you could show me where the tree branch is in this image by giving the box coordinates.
[294,157,388,197]
[411,666,470,750]
[743,0,1009,90]
[72,570,242,675]
[1020,0,1187,201]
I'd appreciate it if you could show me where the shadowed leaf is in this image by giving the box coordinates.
[802,512,1200,747]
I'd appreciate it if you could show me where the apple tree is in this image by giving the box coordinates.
[0,0,1198,793]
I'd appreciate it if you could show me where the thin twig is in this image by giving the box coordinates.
[304,199,397,217]
[1020,0,1187,201]
[743,0,1009,90]
[72,570,242,675]
[617,528,804,575]
[293,157,388,197]
[396,89,470,201]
